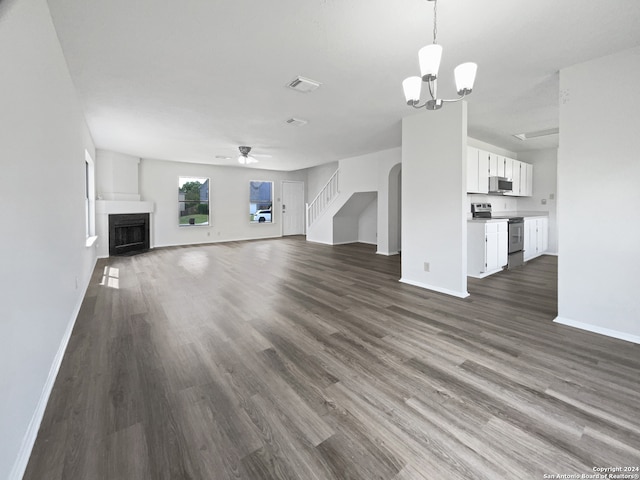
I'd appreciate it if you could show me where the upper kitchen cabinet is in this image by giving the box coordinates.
[467,145,532,196]
[495,156,507,177]
[487,151,501,177]
[504,159,533,197]
[525,162,533,196]
[467,147,489,194]
[505,160,521,196]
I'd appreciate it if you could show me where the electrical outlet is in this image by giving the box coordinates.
[75,276,78,289]
[424,262,430,272]
[207,231,210,236]
[549,193,555,200]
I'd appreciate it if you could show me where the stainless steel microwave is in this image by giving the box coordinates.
[489,176,513,193]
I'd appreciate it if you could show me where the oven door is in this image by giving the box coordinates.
[508,221,524,253]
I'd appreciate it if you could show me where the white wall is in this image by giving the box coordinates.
[306,161,338,203]
[0,1,97,478]
[517,148,558,254]
[359,197,378,245]
[139,158,305,247]
[331,192,377,245]
[468,137,518,159]
[401,103,468,298]
[95,150,141,200]
[556,45,640,343]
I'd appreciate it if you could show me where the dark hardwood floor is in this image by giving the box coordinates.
[24,237,640,479]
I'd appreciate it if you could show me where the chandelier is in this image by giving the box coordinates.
[402,0,477,110]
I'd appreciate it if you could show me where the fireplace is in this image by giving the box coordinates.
[108,213,150,256]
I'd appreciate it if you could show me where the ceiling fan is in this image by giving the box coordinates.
[216,146,272,165]
[237,146,258,165]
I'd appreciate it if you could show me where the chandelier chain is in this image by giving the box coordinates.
[432,0,438,44]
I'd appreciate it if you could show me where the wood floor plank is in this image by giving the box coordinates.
[24,238,640,479]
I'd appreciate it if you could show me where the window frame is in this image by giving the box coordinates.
[178,176,210,227]
[249,180,274,224]
[85,150,96,245]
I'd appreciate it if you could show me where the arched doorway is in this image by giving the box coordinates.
[388,163,402,255]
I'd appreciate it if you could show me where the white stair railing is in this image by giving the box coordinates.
[306,168,339,228]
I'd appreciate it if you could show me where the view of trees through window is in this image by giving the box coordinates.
[179,176,209,226]
[250,181,273,223]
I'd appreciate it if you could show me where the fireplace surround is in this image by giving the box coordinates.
[108,213,150,256]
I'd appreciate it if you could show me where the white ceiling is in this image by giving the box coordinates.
[46,0,640,171]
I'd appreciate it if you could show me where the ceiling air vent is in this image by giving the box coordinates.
[513,127,559,141]
[286,76,321,93]
[285,117,308,127]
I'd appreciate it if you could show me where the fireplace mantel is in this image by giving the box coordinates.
[96,200,154,215]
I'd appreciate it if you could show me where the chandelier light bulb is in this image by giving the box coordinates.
[454,62,478,95]
[418,44,443,81]
[402,76,422,105]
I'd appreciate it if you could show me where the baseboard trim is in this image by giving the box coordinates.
[554,316,640,345]
[377,250,399,256]
[467,268,503,279]
[305,238,334,246]
[9,256,98,480]
[399,277,470,299]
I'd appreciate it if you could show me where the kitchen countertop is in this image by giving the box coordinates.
[468,211,549,222]
[467,218,509,223]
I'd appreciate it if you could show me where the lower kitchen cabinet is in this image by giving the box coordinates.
[468,220,508,278]
[524,217,548,261]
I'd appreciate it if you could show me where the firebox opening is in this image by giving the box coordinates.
[108,213,150,256]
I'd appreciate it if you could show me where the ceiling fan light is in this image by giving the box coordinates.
[418,44,442,81]
[402,76,422,105]
[454,62,477,95]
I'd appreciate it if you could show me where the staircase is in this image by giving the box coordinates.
[306,168,340,229]
[306,168,378,245]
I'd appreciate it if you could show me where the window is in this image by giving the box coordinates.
[250,181,273,223]
[85,151,96,241]
[179,177,209,226]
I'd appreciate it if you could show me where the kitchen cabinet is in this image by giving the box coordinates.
[488,151,500,177]
[467,146,533,197]
[525,163,533,196]
[524,217,548,261]
[468,220,508,278]
[466,147,489,193]
[504,157,514,180]
[495,156,506,177]
[505,160,522,196]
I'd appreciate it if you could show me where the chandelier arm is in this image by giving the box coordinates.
[411,101,430,109]
[440,94,467,104]
[427,79,437,101]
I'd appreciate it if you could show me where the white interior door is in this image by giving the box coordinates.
[282,181,305,235]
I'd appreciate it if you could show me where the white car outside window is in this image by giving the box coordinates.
[254,209,272,223]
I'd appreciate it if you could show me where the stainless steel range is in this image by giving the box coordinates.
[471,203,525,269]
